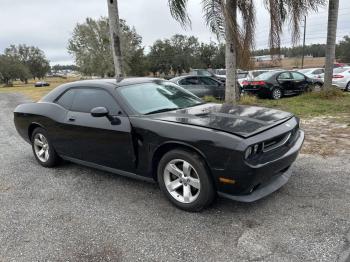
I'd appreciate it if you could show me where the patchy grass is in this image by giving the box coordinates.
[0,77,78,101]
[205,90,350,119]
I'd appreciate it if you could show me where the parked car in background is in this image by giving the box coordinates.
[170,75,225,99]
[190,69,226,83]
[14,78,304,211]
[242,71,315,99]
[297,68,324,88]
[332,67,350,91]
[35,81,50,87]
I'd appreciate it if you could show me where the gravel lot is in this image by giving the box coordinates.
[0,93,349,262]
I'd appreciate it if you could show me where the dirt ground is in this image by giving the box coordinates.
[301,114,350,157]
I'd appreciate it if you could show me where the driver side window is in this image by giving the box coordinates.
[70,88,120,115]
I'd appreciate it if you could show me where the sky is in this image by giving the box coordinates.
[0,0,349,65]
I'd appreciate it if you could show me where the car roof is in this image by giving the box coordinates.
[40,77,163,102]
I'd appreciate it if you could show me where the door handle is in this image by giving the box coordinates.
[68,116,76,122]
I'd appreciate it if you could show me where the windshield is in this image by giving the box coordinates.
[298,69,312,74]
[254,71,277,80]
[119,81,204,115]
[237,73,248,79]
[252,71,268,77]
[215,69,226,76]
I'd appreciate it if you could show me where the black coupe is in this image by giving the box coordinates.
[14,78,304,211]
[241,70,315,99]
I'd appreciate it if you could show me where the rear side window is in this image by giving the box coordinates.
[291,72,306,80]
[179,77,199,85]
[56,89,76,109]
[71,89,120,115]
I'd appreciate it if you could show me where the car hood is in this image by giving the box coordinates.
[149,103,294,138]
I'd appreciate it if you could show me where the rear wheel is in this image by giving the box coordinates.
[157,149,215,212]
[31,127,60,167]
[271,87,282,100]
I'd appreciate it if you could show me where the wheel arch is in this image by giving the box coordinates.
[151,142,211,182]
[28,122,45,141]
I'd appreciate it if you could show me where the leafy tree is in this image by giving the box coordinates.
[0,55,31,86]
[4,44,50,82]
[336,35,350,63]
[51,64,79,71]
[68,17,146,77]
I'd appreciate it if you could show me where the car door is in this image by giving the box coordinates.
[291,72,309,93]
[56,87,135,172]
[179,77,207,97]
[276,72,294,94]
[198,76,224,98]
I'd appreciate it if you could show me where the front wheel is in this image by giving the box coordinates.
[157,149,215,212]
[346,82,350,92]
[271,87,282,100]
[31,127,61,167]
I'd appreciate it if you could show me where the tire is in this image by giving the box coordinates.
[346,82,350,92]
[157,149,215,212]
[314,82,323,90]
[31,127,61,168]
[271,87,282,100]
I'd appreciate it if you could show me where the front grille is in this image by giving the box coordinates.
[263,132,292,152]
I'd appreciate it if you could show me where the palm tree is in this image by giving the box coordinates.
[107,0,124,81]
[168,0,325,103]
[324,0,339,89]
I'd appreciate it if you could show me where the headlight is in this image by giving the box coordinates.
[245,143,262,159]
[245,146,252,159]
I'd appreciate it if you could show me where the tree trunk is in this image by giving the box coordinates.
[323,0,339,90]
[107,0,124,81]
[224,0,239,103]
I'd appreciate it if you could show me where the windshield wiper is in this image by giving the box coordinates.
[145,108,179,115]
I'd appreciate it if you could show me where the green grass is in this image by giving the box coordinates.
[204,90,350,119]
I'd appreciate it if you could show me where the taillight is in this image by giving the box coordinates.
[241,80,250,86]
[251,81,266,86]
[333,75,344,79]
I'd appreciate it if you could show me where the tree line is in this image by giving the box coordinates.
[253,38,350,62]
[0,45,50,86]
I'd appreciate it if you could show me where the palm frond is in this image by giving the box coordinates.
[237,0,256,68]
[202,0,225,40]
[168,0,191,28]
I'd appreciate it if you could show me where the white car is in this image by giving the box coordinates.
[297,68,324,88]
[332,67,350,91]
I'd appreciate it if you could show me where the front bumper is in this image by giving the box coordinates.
[218,130,304,202]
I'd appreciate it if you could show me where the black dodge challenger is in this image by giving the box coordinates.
[14,78,304,211]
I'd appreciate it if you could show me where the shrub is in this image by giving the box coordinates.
[307,87,346,99]
[239,94,258,105]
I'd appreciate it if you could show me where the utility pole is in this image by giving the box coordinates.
[107,0,124,81]
[301,16,306,69]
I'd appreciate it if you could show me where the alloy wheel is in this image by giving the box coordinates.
[33,133,50,162]
[272,88,282,99]
[163,159,201,204]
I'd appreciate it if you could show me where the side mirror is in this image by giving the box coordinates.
[91,107,109,118]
